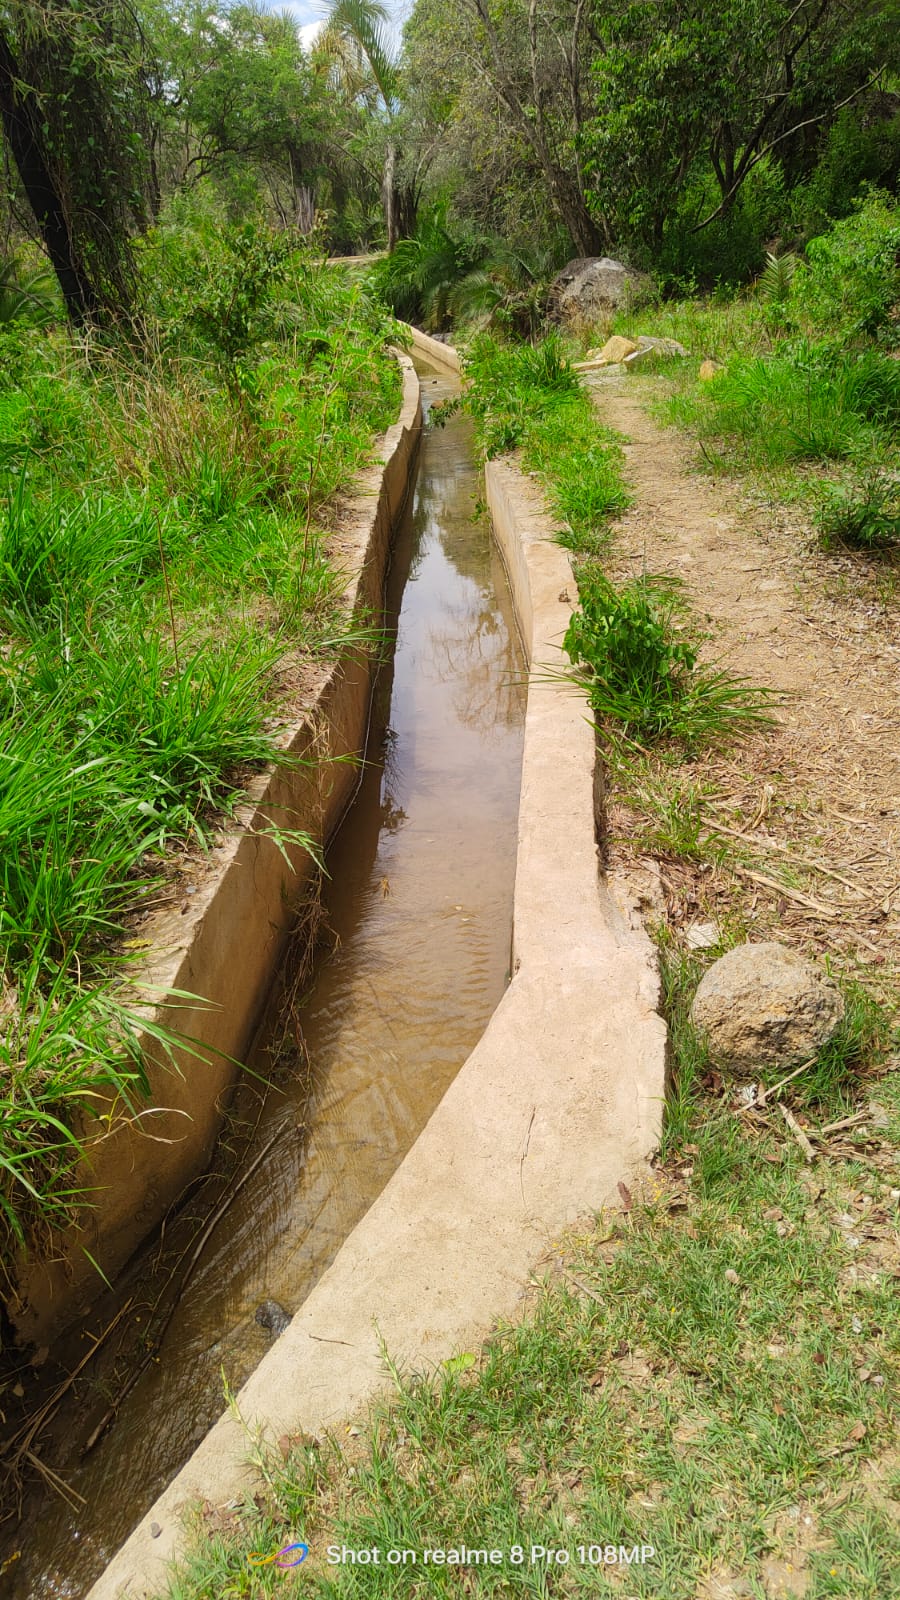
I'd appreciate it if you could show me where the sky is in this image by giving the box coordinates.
[267,0,410,52]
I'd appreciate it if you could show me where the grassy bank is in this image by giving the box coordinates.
[603,193,900,557]
[0,225,401,1271]
[455,333,628,556]
[153,944,899,1600]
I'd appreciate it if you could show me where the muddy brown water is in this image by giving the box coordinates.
[3,361,526,1598]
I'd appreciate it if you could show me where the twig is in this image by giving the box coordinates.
[519,1105,536,1211]
[755,1058,815,1108]
[82,1128,286,1457]
[702,822,876,899]
[780,1104,816,1162]
[809,1110,871,1140]
[732,866,840,918]
[558,1266,605,1306]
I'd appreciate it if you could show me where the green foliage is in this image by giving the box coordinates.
[584,0,896,269]
[784,190,900,340]
[656,156,789,291]
[666,200,900,529]
[757,249,800,306]
[0,256,58,328]
[164,221,295,393]
[791,107,900,241]
[458,333,629,551]
[564,569,775,745]
[684,345,900,465]
[369,211,482,327]
[815,468,900,550]
[0,239,401,1260]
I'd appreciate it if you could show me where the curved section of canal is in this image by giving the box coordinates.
[8,359,526,1598]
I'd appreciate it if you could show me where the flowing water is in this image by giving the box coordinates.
[6,360,526,1598]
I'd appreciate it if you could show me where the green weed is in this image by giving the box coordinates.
[459,334,629,551]
[563,570,775,746]
[815,468,900,551]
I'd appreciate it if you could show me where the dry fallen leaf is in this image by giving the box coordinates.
[618,1180,633,1211]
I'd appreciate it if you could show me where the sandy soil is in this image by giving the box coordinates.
[585,372,900,980]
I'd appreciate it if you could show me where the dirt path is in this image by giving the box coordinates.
[585,373,900,979]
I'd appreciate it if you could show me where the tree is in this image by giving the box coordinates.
[318,0,424,247]
[141,1,335,232]
[453,0,603,254]
[0,0,150,325]
[583,0,900,253]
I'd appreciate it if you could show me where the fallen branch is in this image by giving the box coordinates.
[780,1104,816,1162]
[732,866,840,918]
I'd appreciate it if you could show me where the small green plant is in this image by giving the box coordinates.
[758,250,799,307]
[564,569,775,745]
[816,468,900,551]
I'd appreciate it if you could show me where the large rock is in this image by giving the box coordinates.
[549,257,652,325]
[691,941,844,1077]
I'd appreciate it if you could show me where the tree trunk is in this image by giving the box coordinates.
[554,176,605,256]
[0,30,97,325]
[382,140,399,251]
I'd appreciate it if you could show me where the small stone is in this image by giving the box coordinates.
[150,1522,162,1539]
[686,920,720,950]
[690,942,844,1078]
[724,1268,741,1285]
[254,1299,291,1336]
[699,359,721,380]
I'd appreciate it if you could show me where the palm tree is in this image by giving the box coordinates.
[317,0,418,249]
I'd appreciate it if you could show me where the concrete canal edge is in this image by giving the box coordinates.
[86,331,667,1600]
[6,356,423,1350]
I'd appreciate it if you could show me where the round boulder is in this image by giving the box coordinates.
[690,941,844,1077]
[549,257,652,324]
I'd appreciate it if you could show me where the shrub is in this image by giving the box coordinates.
[815,469,900,551]
[564,570,774,745]
[785,190,900,341]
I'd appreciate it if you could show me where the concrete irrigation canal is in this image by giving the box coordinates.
[2,344,665,1599]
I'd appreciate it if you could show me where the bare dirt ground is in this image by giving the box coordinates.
[586,372,900,985]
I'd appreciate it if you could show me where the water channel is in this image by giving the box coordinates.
[6,358,526,1598]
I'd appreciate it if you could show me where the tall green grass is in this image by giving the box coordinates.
[0,238,403,1266]
[460,333,629,553]
[627,195,900,553]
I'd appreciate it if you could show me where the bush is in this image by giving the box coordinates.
[815,469,900,551]
[564,570,774,745]
[785,190,900,341]
[658,158,788,293]
[791,109,900,243]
